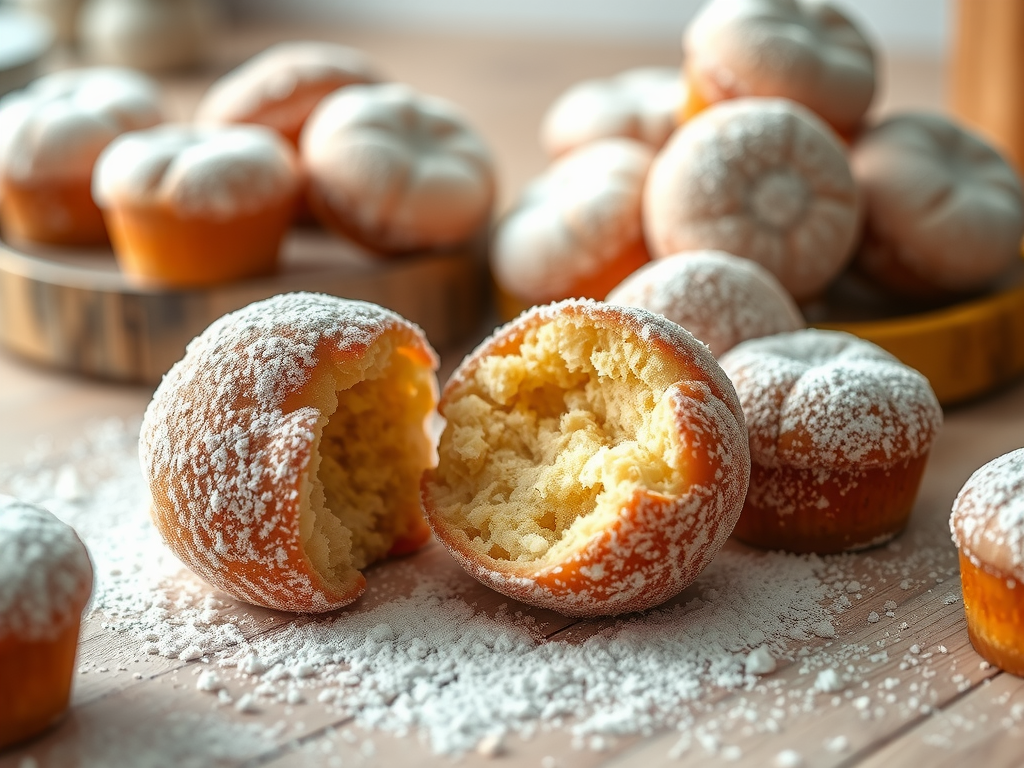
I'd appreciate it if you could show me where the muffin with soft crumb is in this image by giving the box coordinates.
[422,299,750,617]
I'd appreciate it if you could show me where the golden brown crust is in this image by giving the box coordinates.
[142,293,438,613]
[423,299,750,616]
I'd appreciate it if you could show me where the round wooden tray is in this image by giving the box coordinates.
[0,229,490,385]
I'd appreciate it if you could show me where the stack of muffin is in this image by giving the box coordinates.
[0,42,497,287]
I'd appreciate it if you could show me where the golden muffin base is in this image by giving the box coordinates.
[733,454,930,554]
[959,551,1024,676]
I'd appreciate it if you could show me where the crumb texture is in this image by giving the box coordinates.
[140,292,437,612]
[0,495,92,640]
[424,300,750,615]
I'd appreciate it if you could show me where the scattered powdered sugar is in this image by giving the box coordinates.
[0,417,972,762]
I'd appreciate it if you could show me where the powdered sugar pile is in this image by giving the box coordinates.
[0,417,968,763]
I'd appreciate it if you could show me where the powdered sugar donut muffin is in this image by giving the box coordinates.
[492,138,653,312]
[851,114,1024,297]
[719,329,942,554]
[194,41,381,148]
[682,0,876,137]
[301,83,495,254]
[0,67,162,246]
[0,496,93,749]
[541,67,685,158]
[93,123,300,286]
[950,448,1024,675]
[141,293,438,613]
[422,299,750,617]
[643,98,859,303]
[606,250,805,357]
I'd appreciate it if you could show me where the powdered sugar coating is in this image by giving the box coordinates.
[194,41,381,137]
[93,123,299,218]
[719,329,942,470]
[951,448,1024,579]
[851,113,1024,295]
[140,292,438,612]
[0,67,162,181]
[0,495,93,641]
[606,249,805,357]
[301,83,495,252]
[684,0,876,134]
[540,67,685,157]
[642,98,859,302]
[491,138,653,303]
[425,299,750,616]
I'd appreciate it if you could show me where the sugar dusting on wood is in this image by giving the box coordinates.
[0,419,991,763]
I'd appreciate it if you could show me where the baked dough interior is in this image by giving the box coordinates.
[300,343,436,584]
[430,318,687,564]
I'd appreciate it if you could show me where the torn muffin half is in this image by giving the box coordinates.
[422,299,750,617]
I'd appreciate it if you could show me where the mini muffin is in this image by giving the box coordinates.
[540,67,685,158]
[194,41,382,148]
[301,83,495,255]
[719,329,943,554]
[643,97,859,303]
[682,0,876,137]
[0,496,93,749]
[951,448,1024,675]
[606,249,805,357]
[491,138,654,315]
[141,293,438,613]
[93,123,300,286]
[0,67,162,246]
[851,113,1024,297]
[422,299,750,617]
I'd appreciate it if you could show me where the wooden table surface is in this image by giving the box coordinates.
[2,23,1024,768]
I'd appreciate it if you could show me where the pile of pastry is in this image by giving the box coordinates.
[494,0,1024,320]
[0,42,496,286]
[5,0,1024,751]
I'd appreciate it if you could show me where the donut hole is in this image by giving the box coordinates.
[427,317,687,564]
[302,344,436,582]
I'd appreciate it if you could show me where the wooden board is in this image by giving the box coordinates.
[0,229,490,384]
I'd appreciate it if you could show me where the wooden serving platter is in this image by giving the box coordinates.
[0,228,490,384]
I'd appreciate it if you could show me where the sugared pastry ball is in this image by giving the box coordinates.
[643,98,859,303]
[0,496,93,750]
[719,329,943,554]
[851,114,1024,297]
[606,250,805,357]
[682,0,876,136]
[0,67,162,246]
[140,293,439,613]
[540,67,685,158]
[491,138,654,311]
[951,448,1024,675]
[194,41,382,148]
[422,300,750,617]
[93,123,300,286]
[301,83,495,254]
